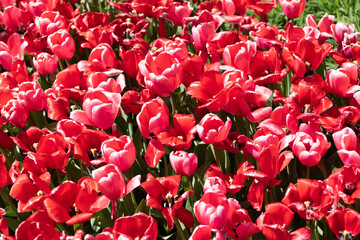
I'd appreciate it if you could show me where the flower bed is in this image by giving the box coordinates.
[0,0,360,239]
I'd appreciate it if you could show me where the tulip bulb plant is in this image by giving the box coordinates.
[0,0,360,239]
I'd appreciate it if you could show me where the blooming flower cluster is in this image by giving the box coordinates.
[0,0,360,239]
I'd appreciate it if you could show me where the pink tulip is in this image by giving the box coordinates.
[1,99,29,127]
[34,11,67,35]
[139,52,183,97]
[70,89,121,130]
[203,177,227,195]
[163,1,192,26]
[88,43,116,69]
[101,136,136,172]
[278,0,306,19]
[47,29,75,60]
[192,22,216,51]
[333,127,360,165]
[92,164,140,201]
[17,82,47,112]
[136,97,169,139]
[290,123,331,166]
[169,151,198,176]
[331,22,355,44]
[196,113,232,144]
[33,52,58,75]
[194,192,229,230]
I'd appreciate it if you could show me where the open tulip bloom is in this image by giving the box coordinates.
[1,0,360,239]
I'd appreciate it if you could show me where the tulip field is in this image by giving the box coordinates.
[2,0,360,239]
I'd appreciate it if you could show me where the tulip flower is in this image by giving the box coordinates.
[34,11,67,35]
[1,99,29,127]
[17,82,47,112]
[196,113,232,144]
[223,41,256,75]
[27,132,70,170]
[282,179,337,221]
[163,1,193,26]
[326,206,360,240]
[194,192,229,230]
[136,97,169,139]
[33,52,58,75]
[331,22,355,44]
[101,136,136,172]
[141,174,194,229]
[325,164,360,204]
[256,202,311,240]
[204,176,227,195]
[169,151,198,176]
[47,29,75,60]
[111,213,158,240]
[157,113,196,150]
[70,89,121,130]
[139,52,183,97]
[278,0,306,19]
[290,122,330,167]
[92,164,140,201]
[189,225,224,240]
[332,127,360,166]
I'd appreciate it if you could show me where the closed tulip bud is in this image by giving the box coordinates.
[279,0,306,19]
[17,82,47,112]
[194,192,229,230]
[169,151,198,176]
[88,43,116,69]
[92,164,126,201]
[33,52,58,75]
[101,136,136,172]
[47,29,75,60]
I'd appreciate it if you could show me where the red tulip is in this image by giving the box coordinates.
[112,212,158,240]
[47,29,75,60]
[92,164,140,201]
[101,136,136,172]
[33,52,58,75]
[34,11,67,35]
[332,127,360,165]
[326,206,360,239]
[27,132,70,170]
[282,179,337,221]
[70,89,121,130]
[189,225,224,240]
[163,1,193,26]
[141,174,194,229]
[136,97,169,139]
[223,41,256,75]
[278,0,306,19]
[290,122,330,166]
[1,99,29,127]
[325,164,360,205]
[139,52,183,97]
[17,82,47,112]
[196,113,232,144]
[157,113,196,150]
[194,192,229,230]
[169,151,198,176]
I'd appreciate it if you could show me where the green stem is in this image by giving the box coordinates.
[56,169,62,185]
[174,217,187,240]
[0,188,17,213]
[163,154,168,176]
[214,145,220,168]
